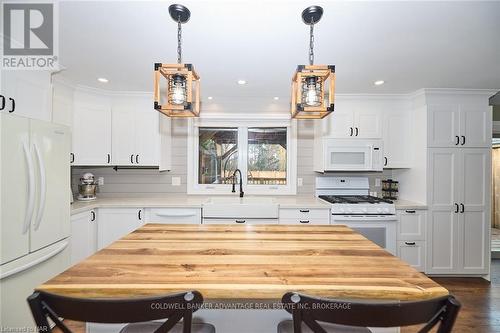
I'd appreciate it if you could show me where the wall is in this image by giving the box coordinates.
[72,119,391,197]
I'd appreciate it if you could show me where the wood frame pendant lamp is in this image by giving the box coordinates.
[154,4,200,117]
[291,6,336,119]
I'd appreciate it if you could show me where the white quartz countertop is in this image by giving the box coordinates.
[71,195,331,215]
[393,199,427,210]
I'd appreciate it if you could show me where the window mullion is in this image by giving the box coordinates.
[238,126,249,186]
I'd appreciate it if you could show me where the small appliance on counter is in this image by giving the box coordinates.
[77,172,98,201]
[381,179,399,200]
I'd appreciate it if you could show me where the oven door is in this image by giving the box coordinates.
[331,215,397,255]
[325,145,373,171]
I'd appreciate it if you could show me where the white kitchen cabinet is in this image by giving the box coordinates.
[279,208,330,225]
[202,218,278,225]
[354,109,383,139]
[320,109,382,139]
[427,104,491,148]
[70,210,97,265]
[427,148,490,274]
[145,208,201,224]
[97,208,144,250]
[1,71,52,121]
[383,111,412,168]
[397,240,426,272]
[397,209,426,241]
[72,90,112,166]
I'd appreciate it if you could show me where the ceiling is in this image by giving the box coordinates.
[58,1,500,114]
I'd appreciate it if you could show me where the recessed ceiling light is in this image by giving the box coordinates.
[273,97,279,100]
[237,80,247,85]
[207,96,213,100]
[97,77,109,83]
[374,80,385,86]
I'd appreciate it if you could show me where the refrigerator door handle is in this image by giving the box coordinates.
[22,143,36,234]
[33,143,47,230]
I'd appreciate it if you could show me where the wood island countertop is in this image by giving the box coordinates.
[38,224,448,301]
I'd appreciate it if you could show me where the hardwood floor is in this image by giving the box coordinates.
[57,260,500,333]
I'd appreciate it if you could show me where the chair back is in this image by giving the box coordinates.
[28,290,203,333]
[281,292,460,333]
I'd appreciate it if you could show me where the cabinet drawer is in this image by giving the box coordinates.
[202,218,278,225]
[397,240,426,272]
[279,208,330,220]
[397,209,427,241]
[146,208,201,224]
[279,218,329,225]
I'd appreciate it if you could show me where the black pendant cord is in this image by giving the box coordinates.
[177,16,182,64]
[309,20,314,66]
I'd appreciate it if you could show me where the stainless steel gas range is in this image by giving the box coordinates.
[316,177,397,255]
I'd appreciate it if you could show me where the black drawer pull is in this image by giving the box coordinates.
[299,220,310,224]
[405,210,416,214]
[460,203,464,213]
[299,209,310,213]
[349,127,353,136]
[138,209,142,220]
[70,152,75,163]
[8,98,15,113]
[405,242,416,246]
[454,203,459,213]
[455,135,460,145]
[0,95,5,110]
[235,220,246,224]
[90,211,96,221]
[107,153,111,164]
[461,135,465,146]
[130,154,134,164]
[355,127,359,136]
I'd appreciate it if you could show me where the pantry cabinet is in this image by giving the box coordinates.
[427,148,490,274]
[97,208,144,250]
[70,210,97,265]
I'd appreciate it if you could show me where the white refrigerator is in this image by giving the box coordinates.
[0,114,71,329]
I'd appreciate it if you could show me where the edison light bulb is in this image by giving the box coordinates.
[170,74,187,105]
[303,76,321,107]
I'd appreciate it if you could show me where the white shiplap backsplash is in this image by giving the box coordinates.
[72,119,392,197]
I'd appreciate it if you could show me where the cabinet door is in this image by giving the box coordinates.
[70,210,97,265]
[0,114,30,264]
[134,99,159,166]
[30,121,71,252]
[459,148,490,273]
[427,105,460,147]
[323,110,354,138]
[427,148,461,274]
[354,110,382,139]
[383,112,412,168]
[97,208,143,250]
[111,108,136,166]
[397,241,426,272]
[1,71,52,121]
[460,106,491,148]
[397,210,426,241]
[72,103,112,166]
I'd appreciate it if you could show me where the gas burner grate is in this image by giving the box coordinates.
[319,195,393,204]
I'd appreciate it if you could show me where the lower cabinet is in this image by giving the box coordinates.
[146,208,201,224]
[279,208,330,225]
[202,218,278,225]
[97,208,144,250]
[396,209,427,272]
[70,210,97,265]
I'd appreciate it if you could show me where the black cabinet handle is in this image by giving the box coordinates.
[460,203,464,213]
[384,157,388,166]
[8,98,15,113]
[455,135,460,145]
[454,203,459,213]
[136,154,139,164]
[70,153,75,163]
[405,210,416,214]
[130,154,134,164]
[405,242,416,246]
[299,220,310,224]
[349,127,353,136]
[90,211,96,221]
[461,135,465,146]
[235,220,246,224]
[355,127,359,136]
[0,95,5,110]
[138,209,142,220]
[299,209,310,213]
[107,153,111,164]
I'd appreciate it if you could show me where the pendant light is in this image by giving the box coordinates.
[154,4,200,117]
[291,6,335,119]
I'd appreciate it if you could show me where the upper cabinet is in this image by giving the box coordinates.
[320,108,382,139]
[65,87,172,170]
[1,71,52,121]
[383,110,412,168]
[427,103,491,148]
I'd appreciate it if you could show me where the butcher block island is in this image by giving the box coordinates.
[38,224,447,300]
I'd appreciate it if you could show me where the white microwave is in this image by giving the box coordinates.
[315,138,384,172]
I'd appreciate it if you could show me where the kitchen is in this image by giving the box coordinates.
[1,1,499,332]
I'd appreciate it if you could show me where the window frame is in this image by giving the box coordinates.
[187,118,297,195]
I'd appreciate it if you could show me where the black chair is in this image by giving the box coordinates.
[27,290,215,333]
[279,292,461,333]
